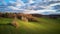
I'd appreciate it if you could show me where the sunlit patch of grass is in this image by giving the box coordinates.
[15,18,60,34]
[16,19,52,31]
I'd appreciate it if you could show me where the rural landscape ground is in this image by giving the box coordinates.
[0,14,60,34]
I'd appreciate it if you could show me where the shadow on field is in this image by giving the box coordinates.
[0,23,14,26]
[0,23,18,28]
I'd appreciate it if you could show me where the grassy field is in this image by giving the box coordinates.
[0,17,60,34]
[0,18,13,24]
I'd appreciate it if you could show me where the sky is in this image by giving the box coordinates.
[0,0,60,15]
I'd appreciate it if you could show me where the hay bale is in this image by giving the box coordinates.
[11,20,19,28]
[21,16,28,22]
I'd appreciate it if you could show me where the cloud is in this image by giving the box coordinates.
[8,6,20,10]
[41,3,60,10]
[16,0,25,5]
[23,10,56,14]
[0,0,60,15]
[29,0,35,3]
[7,6,25,11]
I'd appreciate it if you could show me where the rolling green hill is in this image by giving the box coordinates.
[0,17,60,34]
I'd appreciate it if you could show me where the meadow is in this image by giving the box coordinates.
[0,17,60,34]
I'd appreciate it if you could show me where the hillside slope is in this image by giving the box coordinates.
[0,17,60,34]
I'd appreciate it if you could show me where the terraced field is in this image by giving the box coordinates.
[0,17,60,34]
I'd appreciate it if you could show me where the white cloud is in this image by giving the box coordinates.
[49,3,60,7]
[9,0,25,6]
[16,3,22,7]
[23,10,56,14]
[41,0,60,2]
[16,0,25,6]
[48,3,60,9]
[29,0,35,3]
[38,3,60,10]
[8,6,20,10]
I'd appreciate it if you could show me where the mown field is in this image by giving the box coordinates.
[0,17,60,34]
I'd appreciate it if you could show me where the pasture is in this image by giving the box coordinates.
[0,17,60,34]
